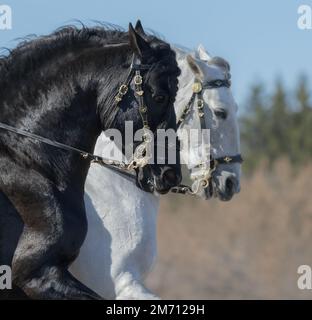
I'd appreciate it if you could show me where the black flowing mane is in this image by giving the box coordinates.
[0,24,175,128]
[0,25,126,79]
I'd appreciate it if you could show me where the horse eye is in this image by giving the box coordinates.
[215,109,227,119]
[154,95,166,104]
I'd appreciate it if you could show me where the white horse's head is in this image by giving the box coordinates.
[174,45,242,201]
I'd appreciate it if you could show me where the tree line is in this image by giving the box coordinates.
[240,75,312,173]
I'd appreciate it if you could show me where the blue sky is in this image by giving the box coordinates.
[1,0,311,109]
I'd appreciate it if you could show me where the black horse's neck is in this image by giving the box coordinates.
[0,28,134,192]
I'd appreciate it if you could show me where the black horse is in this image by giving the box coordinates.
[0,21,181,299]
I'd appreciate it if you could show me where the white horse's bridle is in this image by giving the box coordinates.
[171,77,243,195]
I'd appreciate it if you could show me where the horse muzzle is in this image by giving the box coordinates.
[211,172,240,201]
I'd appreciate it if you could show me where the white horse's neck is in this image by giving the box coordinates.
[72,161,160,299]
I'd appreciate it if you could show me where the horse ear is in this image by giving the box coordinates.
[186,55,204,80]
[129,23,150,58]
[197,44,212,62]
[134,20,145,36]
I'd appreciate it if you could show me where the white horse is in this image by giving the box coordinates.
[69,45,242,299]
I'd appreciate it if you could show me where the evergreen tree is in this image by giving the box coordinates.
[291,75,312,163]
[240,75,312,173]
[267,79,290,161]
[240,84,268,172]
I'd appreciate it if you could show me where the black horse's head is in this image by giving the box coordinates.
[110,21,181,194]
[0,21,181,197]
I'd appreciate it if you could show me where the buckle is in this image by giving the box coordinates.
[140,106,147,113]
[197,99,204,109]
[192,82,202,93]
[134,74,143,85]
[118,84,128,95]
[223,156,232,163]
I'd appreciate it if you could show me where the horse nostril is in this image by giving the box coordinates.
[162,168,180,188]
[225,177,235,195]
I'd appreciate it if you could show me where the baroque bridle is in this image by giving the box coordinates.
[171,77,243,195]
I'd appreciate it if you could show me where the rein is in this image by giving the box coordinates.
[0,55,153,176]
[171,78,243,196]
